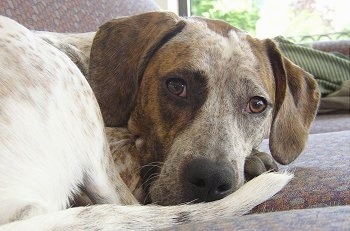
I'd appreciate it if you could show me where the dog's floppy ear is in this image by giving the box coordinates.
[265,39,320,165]
[89,12,186,127]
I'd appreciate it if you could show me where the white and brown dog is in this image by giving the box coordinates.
[0,12,319,230]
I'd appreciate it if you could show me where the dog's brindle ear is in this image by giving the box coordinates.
[89,12,186,127]
[265,39,320,165]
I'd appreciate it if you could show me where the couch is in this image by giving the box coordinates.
[1,0,349,230]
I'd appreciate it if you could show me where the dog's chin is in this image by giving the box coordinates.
[148,181,237,206]
[150,194,201,206]
[148,181,193,206]
[149,189,235,206]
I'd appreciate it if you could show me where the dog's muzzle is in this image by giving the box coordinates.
[182,158,236,202]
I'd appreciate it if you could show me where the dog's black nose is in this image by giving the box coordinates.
[183,158,235,202]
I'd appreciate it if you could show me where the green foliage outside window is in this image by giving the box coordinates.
[190,0,350,40]
[190,0,260,35]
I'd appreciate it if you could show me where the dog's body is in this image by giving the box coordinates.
[0,12,319,230]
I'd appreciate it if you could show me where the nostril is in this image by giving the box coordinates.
[216,183,231,194]
[190,178,206,188]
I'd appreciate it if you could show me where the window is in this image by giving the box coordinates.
[187,0,350,42]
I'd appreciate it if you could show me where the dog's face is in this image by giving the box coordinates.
[89,12,320,205]
[128,21,276,204]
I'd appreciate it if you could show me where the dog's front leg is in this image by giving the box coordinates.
[81,140,139,206]
[106,127,145,202]
[76,128,139,207]
[244,149,278,181]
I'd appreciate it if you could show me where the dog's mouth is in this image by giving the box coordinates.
[143,158,238,205]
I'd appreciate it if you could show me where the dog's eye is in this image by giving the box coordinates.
[166,78,187,98]
[246,96,267,114]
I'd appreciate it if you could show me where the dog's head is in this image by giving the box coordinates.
[89,12,320,205]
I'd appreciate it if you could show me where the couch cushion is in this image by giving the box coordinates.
[312,40,350,58]
[310,114,350,134]
[0,0,160,32]
[166,206,350,231]
[253,130,350,213]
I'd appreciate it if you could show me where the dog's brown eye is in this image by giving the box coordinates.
[167,78,187,98]
[246,96,267,114]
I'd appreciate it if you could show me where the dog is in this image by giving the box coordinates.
[0,11,320,230]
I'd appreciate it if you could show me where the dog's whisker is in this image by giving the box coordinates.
[140,172,161,204]
[177,199,199,206]
[141,173,160,189]
[139,162,163,171]
[142,167,161,180]
[143,190,153,205]
[138,162,163,182]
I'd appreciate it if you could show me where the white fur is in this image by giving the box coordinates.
[0,16,127,224]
